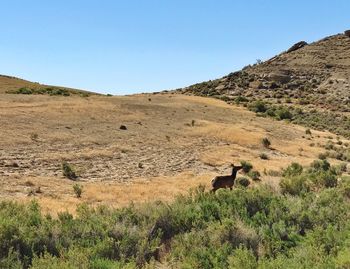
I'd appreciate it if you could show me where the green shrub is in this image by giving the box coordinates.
[240,161,253,173]
[16,87,33,94]
[259,153,269,160]
[282,162,303,177]
[280,175,310,195]
[318,153,327,160]
[309,159,330,172]
[276,107,293,120]
[305,129,312,135]
[262,137,271,148]
[248,170,261,181]
[236,177,250,187]
[62,162,77,180]
[248,100,268,113]
[235,96,249,104]
[73,184,83,198]
[228,247,257,269]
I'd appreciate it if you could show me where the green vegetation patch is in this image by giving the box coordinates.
[7,87,91,97]
[247,100,350,139]
[0,160,349,268]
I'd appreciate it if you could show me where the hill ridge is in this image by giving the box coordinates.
[180,31,350,138]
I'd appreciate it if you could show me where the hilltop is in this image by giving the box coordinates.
[0,74,95,96]
[181,31,350,138]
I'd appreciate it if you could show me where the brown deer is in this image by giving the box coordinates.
[211,164,243,192]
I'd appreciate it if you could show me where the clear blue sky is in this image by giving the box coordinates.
[0,0,349,94]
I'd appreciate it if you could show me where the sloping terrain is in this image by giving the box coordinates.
[0,92,348,214]
[0,74,94,96]
[181,32,350,137]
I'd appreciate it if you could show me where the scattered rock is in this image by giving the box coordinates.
[5,162,19,167]
[286,41,308,53]
[119,125,127,130]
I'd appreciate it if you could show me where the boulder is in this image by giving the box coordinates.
[267,72,291,84]
[286,41,308,53]
[249,81,263,89]
[215,84,226,91]
[344,30,350,37]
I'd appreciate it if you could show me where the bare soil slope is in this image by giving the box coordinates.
[1,92,347,214]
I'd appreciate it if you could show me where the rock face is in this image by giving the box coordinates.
[344,30,350,37]
[286,41,308,53]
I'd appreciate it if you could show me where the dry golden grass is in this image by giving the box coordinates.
[0,92,348,215]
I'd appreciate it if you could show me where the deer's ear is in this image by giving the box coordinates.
[231,163,235,167]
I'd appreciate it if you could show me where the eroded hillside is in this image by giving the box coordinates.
[181,32,350,138]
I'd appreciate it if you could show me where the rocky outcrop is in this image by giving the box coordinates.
[267,72,291,84]
[344,30,350,37]
[286,41,308,53]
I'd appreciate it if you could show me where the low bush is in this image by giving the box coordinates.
[62,162,77,180]
[261,137,271,148]
[236,177,250,187]
[73,184,83,198]
[282,162,303,177]
[248,100,268,113]
[240,161,253,173]
[248,170,261,181]
[259,153,268,160]
[280,160,340,195]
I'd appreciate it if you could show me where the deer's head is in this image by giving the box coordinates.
[231,164,243,171]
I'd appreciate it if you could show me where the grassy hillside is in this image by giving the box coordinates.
[0,74,95,96]
[0,160,349,268]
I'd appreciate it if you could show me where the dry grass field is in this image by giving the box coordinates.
[0,92,348,215]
